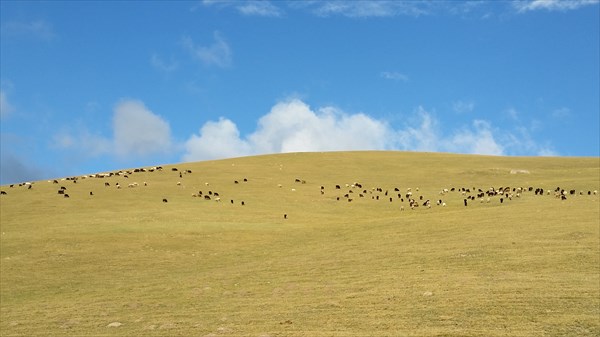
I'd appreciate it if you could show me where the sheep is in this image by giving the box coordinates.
[162,198,168,203]
[0,191,6,195]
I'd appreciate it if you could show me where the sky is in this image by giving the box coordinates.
[1,0,599,184]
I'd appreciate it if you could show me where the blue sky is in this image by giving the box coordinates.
[1,0,599,184]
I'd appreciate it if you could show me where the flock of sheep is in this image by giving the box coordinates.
[1,164,598,219]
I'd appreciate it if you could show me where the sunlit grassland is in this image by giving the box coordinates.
[1,151,598,336]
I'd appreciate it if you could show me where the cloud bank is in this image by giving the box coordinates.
[183,99,552,162]
[54,98,557,171]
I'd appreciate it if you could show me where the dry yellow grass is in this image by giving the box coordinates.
[1,151,599,336]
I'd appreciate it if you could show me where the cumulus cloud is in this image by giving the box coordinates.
[184,99,394,161]
[514,0,599,12]
[112,100,173,158]
[182,31,232,68]
[183,100,559,161]
[53,99,173,160]
[183,118,252,161]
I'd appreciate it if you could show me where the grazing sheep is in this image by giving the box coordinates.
[0,191,6,195]
[204,195,211,200]
[64,194,70,198]
[89,191,93,196]
[162,198,168,203]
[241,201,245,206]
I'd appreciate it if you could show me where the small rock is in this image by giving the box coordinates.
[423,291,433,297]
[107,322,122,328]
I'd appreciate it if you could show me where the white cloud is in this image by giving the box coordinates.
[380,71,409,82]
[112,100,173,158]
[183,118,252,161]
[183,99,394,161]
[237,1,283,17]
[448,120,504,155]
[514,0,599,12]
[250,100,391,153]
[396,107,440,152]
[311,1,429,17]
[182,31,232,68]
[53,99,173,160]
[182,100,558,161]
[0,90,15,119]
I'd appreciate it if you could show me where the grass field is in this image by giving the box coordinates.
[1,151,599,337]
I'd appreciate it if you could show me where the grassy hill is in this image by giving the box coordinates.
[1,151,599,337]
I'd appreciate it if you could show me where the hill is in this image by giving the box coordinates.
[1,151,599,336]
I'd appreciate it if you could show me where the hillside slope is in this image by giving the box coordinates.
[1,151,599,336]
